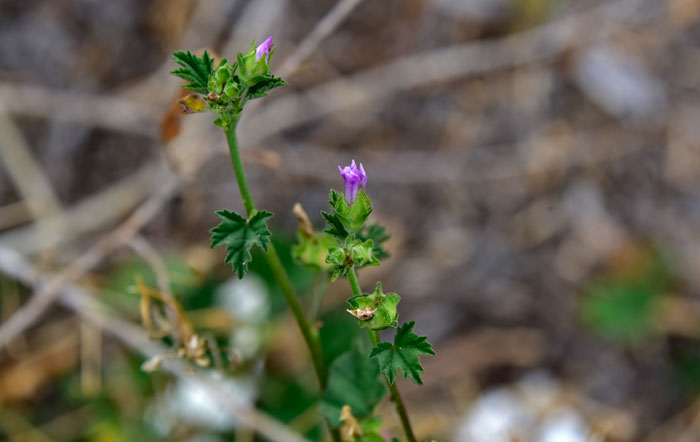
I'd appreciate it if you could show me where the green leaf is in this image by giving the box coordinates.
[246,76,287,100]
[171,50,215,94]
[347,282,400,331]
[581,280,657,345]
[210,209,273,279]
[580,246,672,346]
[356,417,387,442]
[370,322,434,385]
[357,224,390,260]
[320,346,386,428]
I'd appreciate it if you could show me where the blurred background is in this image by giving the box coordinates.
[1,0,700,441]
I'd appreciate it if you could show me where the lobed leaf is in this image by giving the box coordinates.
[210,209,273,278]
[171,50,215,94]
[246,76,287,100]
[370,322,434,385]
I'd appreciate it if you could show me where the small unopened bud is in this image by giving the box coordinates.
[207,92,220,102]
[255,36,274,62]
[293,203,314,238]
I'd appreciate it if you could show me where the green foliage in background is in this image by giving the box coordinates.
[581,247,674,346]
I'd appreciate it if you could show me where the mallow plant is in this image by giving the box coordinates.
[171,37,434,442]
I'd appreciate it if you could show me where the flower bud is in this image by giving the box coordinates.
[255,36,274,62]
[337,160,367,205]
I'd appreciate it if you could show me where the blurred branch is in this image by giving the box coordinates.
[0,101,64,251]
[0,173,179,349]
[0,160,168,252]
[278,0,365,77]
[0,200,31,231]
[0,103,62,216]
[0,0,650,146]
[0,244,309,442]
[0,408,57,442]
[241,0,651,144]
[0,83,159,136]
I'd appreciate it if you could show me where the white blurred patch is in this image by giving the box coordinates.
[147,374,256,434]
[537,409,591,442]
[574,45,666,121]
[232,324,262,359]
[455,372,593,442]
[455,388,533,442]
[216,275,269,323]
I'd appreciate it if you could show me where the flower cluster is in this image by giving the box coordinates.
[171,36,286,130]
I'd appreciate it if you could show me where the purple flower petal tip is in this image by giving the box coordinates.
[338,160,367,205]
[255,36,274,62]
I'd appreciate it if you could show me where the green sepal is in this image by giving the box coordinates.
[171,50,215,94]
[207,58,230,95]
[347,282,400,330]
[370,322,434,385]
[348,238,380,269]
[357,223,390,260]
[322,210,349,239]
[292,231,338,271]
[237,48,272,88]
[222,78,241,101]
[210,209,273,279]
[326,247,349,282]
[329,189,373,234]
[319,345,386,428]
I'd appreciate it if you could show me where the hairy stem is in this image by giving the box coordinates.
[346,267,418,442]
[225,124,340,442]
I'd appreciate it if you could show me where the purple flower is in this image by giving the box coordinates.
[255,36,274,62]
[338,160,367,205]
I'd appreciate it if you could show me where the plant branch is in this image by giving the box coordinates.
[346,266,418,442]
[224,124,340,442]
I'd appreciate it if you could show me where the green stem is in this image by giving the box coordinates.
[346,268,418,442]
[225,124,340,442]
[346,265,362,298]
[225,122,255,216]
[310,272,330,321]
